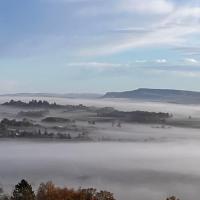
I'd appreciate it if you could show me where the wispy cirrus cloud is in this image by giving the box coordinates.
[135,60,147,63]
[75,0,175,16]
[1,0,200,92]
[2,0,200,58]
[67,62,130,70]
[118,0,174,14]
[151,69,200,78]
[77,2,200,56]
[184,58,199,64]
[173,46,200,56]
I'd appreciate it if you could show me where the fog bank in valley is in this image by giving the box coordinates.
[0,96,200,200]
[1,141,200,200]
[1,96,200,118]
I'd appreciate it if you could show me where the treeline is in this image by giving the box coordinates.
[0,179,179,200]
[2,100,88,111]
[97,110,171,123]
[0,180,116,200]
[0,118,33,128]
[0,118,88,140]
[2,100,57,108]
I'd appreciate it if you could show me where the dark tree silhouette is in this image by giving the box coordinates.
[166,196,180,200]
[11,180,35,200]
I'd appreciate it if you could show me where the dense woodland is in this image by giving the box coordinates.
[0,179,179,200]
[2,100,171,124]
[0,99,173,140]
[2,100,88,111]
[0,118,77,140]
[97,110,170,123]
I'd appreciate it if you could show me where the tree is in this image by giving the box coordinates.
[37,182,58,200]
[166,196,180,200]
[37,182,83,200]
[80,188,97,200]
[11,180,35,200]
[95,191,115,200]
[0,187,3,195]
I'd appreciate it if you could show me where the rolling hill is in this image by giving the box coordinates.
[103,88,200,104]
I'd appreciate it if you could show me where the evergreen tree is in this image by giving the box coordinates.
[11,180,35,200]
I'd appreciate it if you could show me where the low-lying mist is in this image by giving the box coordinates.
[0,96,200,200]
[1,96,200,118]
[0,141,200,200]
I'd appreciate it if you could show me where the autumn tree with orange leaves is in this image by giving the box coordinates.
[0,179,181,200]
[36,181,116,200]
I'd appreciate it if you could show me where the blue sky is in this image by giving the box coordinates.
[0,0,200,93]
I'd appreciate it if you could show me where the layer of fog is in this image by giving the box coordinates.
[1,96,200,200]
[1,96,200,118]
[88,122,200,142]
[1,141,200,200]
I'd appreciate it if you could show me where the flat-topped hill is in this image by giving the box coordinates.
[103,88,200,104]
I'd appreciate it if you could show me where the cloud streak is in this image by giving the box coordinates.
[118,0,174,14]
[67,62,130,71]
[63,1,198,57]
[0,0,200,92]
[185,58,199,64]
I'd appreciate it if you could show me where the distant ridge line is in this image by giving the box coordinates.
[1,88,200,104]
[103,88,200,104]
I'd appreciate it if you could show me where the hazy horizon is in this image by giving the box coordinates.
[3,87,200,96]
